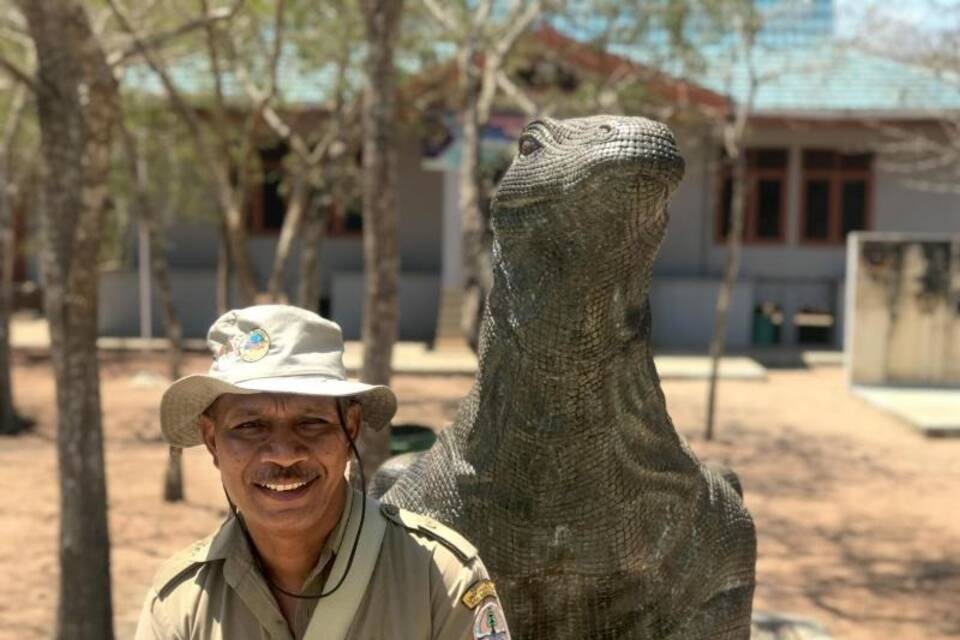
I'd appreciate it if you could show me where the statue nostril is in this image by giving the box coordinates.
[599,124,613,134]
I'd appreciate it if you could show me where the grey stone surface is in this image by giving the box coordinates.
[752,611,832,640]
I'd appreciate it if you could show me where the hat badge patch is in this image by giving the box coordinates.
[214,328,270,371]
[240,329,270,362]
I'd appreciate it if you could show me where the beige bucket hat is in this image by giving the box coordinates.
[160,305,397,448]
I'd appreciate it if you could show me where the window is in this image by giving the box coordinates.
[248,142,363,237]
[249,143,290,234]
[800,149,872,244]
[717,148,788,244]
[326,196,364,236]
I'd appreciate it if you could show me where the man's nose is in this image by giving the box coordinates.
[260,429,309,466]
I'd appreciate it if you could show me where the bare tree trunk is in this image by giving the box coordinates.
[163,445,184,501]
[266,171,308,301]
[297,199,326,311]
[117,120,186,501]
[217,219,231,315]
[704,15,758,442]
[705,150,747,441]
[150,227,183,382]
[17,1,118,637]
[420,1,542,352]
[219,191,259,305]
[358,0,404,477]
[458,67,489,352]
[0,87,26,436]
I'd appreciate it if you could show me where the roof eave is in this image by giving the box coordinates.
[750,108,960,122]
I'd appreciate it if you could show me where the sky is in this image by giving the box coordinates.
[834,0,958,38]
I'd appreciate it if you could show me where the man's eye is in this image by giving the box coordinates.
[299,419,335,430]
[233,421,262,431]
[518,135,542,156]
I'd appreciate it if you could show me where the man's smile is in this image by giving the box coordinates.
[252,473,320,500]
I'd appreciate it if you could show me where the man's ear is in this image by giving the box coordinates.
[346,402,363,442]
[198,413,220,468]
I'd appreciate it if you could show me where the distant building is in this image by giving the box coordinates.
[16,0,956,350]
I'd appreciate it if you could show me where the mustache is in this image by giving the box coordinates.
[250,464,321,485]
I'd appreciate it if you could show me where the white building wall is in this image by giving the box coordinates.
[99,122,958,349]
[100,139,444,339]
[651,122,960,349]
[655,127,713,277]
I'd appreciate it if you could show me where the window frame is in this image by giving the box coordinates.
[799,149,873,246]
[715,148,790,246]
[247,144,290,237]
[325,199,364,237]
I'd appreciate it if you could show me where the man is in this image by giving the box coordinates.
[135,305,510,640]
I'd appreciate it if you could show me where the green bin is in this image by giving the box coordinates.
[751,303,782,346]
[390,424,437,456]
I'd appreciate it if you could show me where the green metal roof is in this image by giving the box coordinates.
[698,43,960,116]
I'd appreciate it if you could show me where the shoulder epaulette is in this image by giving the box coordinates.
[151,533,218,596]
[380,503,478,564]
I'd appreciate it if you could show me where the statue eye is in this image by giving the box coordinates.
[518,135,542,156]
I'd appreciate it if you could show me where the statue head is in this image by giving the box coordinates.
[490,115,684,268]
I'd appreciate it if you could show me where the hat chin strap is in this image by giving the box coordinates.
[228,398,368,601]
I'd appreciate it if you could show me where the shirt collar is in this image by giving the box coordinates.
[202,483,357,588]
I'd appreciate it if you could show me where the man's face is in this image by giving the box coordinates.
[200,393,361,538]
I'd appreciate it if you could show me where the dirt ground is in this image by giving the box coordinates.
[0,349,958,639]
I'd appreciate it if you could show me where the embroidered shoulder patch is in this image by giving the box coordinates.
[473,600,511,640]
[462,579,498,610]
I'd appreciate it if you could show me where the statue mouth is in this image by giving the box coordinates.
[493,164,676,214]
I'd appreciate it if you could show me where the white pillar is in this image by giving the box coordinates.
[441,164,462,289]
[434,157,466,347]
[138,219,152,342]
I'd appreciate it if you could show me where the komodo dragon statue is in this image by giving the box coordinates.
[378,115,757,638]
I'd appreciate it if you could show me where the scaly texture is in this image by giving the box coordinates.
[382,116,756,639]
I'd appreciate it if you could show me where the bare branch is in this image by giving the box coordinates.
[492,0,542,59]
[422,0,459,33]
[473,0,494,30]
[495,69,537,116]
[106,0,216,171]
[265,0,287,100]
[0,14,27,35]
[0,53,36,93]
[199,0,231,148]
[0,83,27,151]
[107,4,240,67]
[0,16,31,48]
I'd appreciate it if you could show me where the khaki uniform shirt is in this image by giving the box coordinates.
[134,490,509,640]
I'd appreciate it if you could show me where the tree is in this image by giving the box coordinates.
[108,0,262,307]
[357,0,405,477]
[850,1,960,195]
[231,0,365,307]
[117,119,187,501]
[422,0,545,351]
[703,3,760,441]
[110,0,370,311]
[15,0,119,637]
[697,0,823,439]
[0,83,28,436]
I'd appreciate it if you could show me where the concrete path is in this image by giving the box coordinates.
[853,385,960,437]
[11,314,767,379]
[652,355,767,380]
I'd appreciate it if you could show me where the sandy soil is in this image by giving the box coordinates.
[0,350,958,639]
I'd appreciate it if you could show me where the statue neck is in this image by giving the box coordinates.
[479,244,653,375]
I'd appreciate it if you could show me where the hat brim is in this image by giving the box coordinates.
[160,374,398,448]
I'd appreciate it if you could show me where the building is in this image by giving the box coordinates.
[16,1,956,350]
